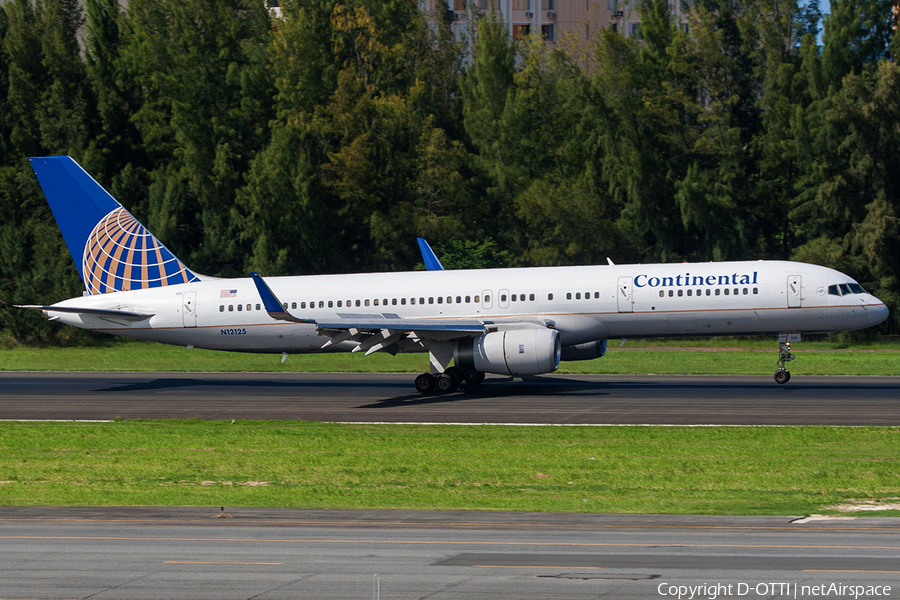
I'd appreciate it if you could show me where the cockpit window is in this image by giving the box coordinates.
[830,283,867,296]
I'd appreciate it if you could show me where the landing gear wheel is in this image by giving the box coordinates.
[414,373,435,393]
[774,369,790,385]
[464,370,485,386]
[444,366,464,385]
[435,373,459,393]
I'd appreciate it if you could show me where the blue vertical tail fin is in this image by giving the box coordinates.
[29,156,200,294]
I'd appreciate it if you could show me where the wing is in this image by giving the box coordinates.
[16,305,154,321]
[250,272,487,355]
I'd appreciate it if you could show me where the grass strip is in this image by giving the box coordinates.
[1,340,899,375]
[1,421,898,516]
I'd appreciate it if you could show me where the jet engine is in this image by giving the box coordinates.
[455,328,561,376]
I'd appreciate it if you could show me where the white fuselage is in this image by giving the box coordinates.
[45,260,887,354]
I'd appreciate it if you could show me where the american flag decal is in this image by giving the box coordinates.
[220,289,237,298]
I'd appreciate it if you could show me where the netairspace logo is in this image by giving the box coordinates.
[657,582,892,600]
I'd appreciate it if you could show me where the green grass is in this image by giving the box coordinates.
[1,339,899,375]
[1,421,898,516]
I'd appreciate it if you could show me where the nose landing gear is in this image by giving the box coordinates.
[775,341,794,384]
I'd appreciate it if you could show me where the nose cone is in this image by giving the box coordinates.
[868,300,889,327]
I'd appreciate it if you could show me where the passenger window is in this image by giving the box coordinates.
[365,300,370,307]
[687,289,692,297]
[501,294,507,302]
[724,288,729,295]
[474,295,480,303]
[392,298,397,305]
[411,298,416,305]
[566,293,572,300]
[429,297,434,304]
[668,290,674,297]
[677,290,683,297]
[696,289,701,297]
[465,296,471,303]
[229,305,234,311]
[530,294,535,301]
[374,299,379,306]
[219,305,224,312]
[383,299,387,306]
[282,303,287,309]
[346,300,351,307]
[547,293,553,300]
[733,288,738,295]
[456,296,462,303]
[237,304,243,311]
[319,301,324,308]
[256,304,261,311]
[840,284,852,295]
[511,295,516,302]
[706,289,711,296]
[247,304,251,311]
[420,297,425,304]
[446,297,452,304]
[753,288,758,294]
[401,298,406,305]
[356,300,361,307]
[438,297,443,304]
[594,292,599,299]
[336,301,341,308]
[485,295,491,302]
[743,288,748,295]
[583,292,588,299]
[575,292,581,300]
[715,289,720,296]
[659,291,664,298]
[328,301,333,308]
[291,302,297,309]
[301,302,306,309]
[521,294,526,301]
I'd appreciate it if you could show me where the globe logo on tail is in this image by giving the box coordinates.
[82,207,198,294]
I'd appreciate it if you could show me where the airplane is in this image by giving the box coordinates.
[17,156,889,392]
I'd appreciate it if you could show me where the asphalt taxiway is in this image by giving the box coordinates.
[1,372,900,424]
[1,508,899,600]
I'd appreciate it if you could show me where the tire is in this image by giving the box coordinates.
[464,370,485,386]
[435,373,458,393]
[445,366,464,384]
[774,369,789,385]
[414,373,435,393]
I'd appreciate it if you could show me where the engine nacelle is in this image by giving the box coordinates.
[455,328,561,376]
[560,339,607,362]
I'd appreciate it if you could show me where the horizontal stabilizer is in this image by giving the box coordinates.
[15,305,154,321]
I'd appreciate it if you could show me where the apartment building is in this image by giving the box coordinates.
[417,0,689,45]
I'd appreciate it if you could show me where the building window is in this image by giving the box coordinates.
[541,24,555,41]
[607,0,618,8]
[630,23,642,39]
[512,24,530,40]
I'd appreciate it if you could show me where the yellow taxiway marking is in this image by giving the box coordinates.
[3,535,900,551]
[165,561,282,565]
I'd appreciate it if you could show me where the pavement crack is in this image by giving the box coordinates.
[244,574,314,600]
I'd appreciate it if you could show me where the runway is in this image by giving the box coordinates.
[2,372,900,424]
[1,507,898,600]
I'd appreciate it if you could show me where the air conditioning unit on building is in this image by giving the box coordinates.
[612,10,624,17]
[525,10,533,18]
[546,10,556,18]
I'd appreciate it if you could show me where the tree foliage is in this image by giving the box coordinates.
[2,0,900,343]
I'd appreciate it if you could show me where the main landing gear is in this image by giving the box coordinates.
[414,367,485,394]
[775,341,795,384]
